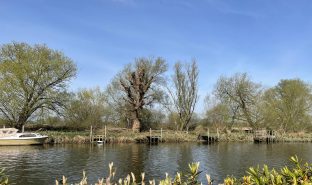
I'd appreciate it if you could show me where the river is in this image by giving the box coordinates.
[0,143,312,185]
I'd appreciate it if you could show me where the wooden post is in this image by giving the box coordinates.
[207,128,210,142]
[217,128,219,139]
[160,128,163,142]
[22,125,24,133]
[149,128,152,143]
[90,125,93,143]
[104,125,107,138]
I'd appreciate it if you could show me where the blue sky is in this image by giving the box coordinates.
[1,0,312,112]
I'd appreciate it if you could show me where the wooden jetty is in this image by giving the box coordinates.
[253,129,276,143]
[146,128,163,144]
[90,125,107,144]
[198,128,219,143]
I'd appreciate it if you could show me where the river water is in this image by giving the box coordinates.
[1,143,312,185]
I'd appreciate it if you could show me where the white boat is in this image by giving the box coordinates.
[0,128,48,146]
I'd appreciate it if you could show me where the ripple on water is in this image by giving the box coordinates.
[1,143,312,185]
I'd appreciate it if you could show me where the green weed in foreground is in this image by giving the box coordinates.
[0,168,8,185]
[2,156,312,185]
[55,156,312,185]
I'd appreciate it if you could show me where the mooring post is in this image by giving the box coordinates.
[104,125,107,138]
[22,125,24,133]
[149,128,152,143]
[160,128,163,142]
[217,128,219,139]
[207,128,210,142]
[90,125,93,143]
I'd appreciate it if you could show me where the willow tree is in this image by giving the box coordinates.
[65,87,111,129]
[106,57,167,131]
[262,79,312,132]
[214,73,263,129]
[166,60,199,130]
[0,42,77,129]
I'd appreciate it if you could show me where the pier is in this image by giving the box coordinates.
[146,128,163,144]
[253,129,276,143]
[198,128,219,143]
[90,125,107,144]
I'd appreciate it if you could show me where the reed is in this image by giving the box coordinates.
[54,156,312,185]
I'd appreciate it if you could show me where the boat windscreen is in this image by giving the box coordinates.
[19,134,36,137]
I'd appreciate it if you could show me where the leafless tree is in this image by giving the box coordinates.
[214,73,263,129]
[106,57,167,131]
[166,60,199,130]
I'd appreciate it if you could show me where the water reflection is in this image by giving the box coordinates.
[1,143,312,185]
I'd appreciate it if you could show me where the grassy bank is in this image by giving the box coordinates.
[39,129,198,144]
[38,129,312,144]
[275,132,312,142]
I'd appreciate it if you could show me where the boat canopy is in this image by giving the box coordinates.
[0,128,18,137]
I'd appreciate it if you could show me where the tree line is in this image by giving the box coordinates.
[0,42,311,133]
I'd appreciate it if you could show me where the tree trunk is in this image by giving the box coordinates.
[16,114,28,131]
[15,122,24,131]
[131,111,141,132]
[132,118,141,132]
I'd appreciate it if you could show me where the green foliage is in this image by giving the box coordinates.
[205,103,231,129]
[0,168,8,185]
[64,87,111,129]
[140,108,165,131]
[0,42,77,129]
[52,156,312,185]
[185,162,201,185]
[262,79,312,132]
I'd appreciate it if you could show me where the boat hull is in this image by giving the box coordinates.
[0,137,48,146]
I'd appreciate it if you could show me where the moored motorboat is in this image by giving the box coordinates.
[0,128,48,146]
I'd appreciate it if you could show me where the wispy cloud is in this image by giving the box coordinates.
[108,0,136,6]
[204,0,264,18]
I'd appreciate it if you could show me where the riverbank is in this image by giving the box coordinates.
[39,129,199,144]
[38,129,312,144]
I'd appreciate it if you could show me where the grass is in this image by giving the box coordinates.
[38,129,198,144]
[274,132,312,142]
[39,130,90,144]
[38,128,312,144]
[52,155,312,185]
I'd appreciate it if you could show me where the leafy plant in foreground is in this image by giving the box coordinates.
[19,156,312,185]
[0,168,8,185]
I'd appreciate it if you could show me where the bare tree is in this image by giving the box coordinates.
[166,60,199,130]
[106,57,167,131]
[214,73,263,129]
[0,42,77,129]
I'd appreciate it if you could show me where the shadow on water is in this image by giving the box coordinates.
[1,143,312,185]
